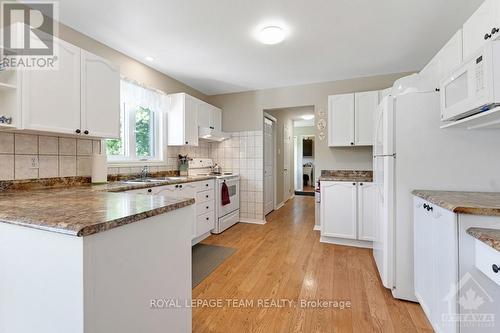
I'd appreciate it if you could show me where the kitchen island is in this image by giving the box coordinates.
[0,185,196,333]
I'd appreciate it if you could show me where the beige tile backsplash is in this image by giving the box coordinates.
[0,132,102,180]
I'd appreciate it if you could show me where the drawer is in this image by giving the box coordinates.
[197,200,214,216]
[196,211,215,236]
[196,189,213,203]
[197,179,214,191]
[475,239,500,287]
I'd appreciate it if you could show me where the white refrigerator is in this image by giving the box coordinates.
[373,75,500,301]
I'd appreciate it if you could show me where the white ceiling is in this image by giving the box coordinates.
[57,0,483,95]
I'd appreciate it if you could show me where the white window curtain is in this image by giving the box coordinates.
[121,79,167,113]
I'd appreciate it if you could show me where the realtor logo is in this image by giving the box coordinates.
[442,273,495,328]
[1,1,58,70]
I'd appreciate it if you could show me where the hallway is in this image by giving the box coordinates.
[193,196,432,333]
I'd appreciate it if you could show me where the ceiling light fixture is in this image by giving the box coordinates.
[145,56,155,62]
[258,26,285,45]
[302,115,314,120]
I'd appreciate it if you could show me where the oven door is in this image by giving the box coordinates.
[218,178,239,217]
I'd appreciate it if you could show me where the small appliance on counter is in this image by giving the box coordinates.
[188,158,240,234]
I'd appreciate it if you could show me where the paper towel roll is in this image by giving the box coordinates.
[92,154,108,184]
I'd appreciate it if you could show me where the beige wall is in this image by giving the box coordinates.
[209,73,413,177]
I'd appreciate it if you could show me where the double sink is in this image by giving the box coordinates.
[124,176,188,184]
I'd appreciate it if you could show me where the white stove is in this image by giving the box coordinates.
[188,159,240,234]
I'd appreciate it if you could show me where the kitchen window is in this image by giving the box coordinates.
[106,79,167,162]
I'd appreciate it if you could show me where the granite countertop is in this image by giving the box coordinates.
[0,176,216,237]
[319,170,373,183]
[412,190,500,216]
[467,228,500,252]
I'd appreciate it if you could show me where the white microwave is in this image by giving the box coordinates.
[440,41,500,121]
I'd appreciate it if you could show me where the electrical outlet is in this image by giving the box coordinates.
[30,156,39,169]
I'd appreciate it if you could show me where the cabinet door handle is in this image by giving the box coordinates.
[350,142,354,146]
[147,189,152,193]
[360,183,364,186]
[175,185,179,188]
[185,141,189,145]
[75,129,81,134]
[206,195,209,198]
[352,183,356,186]
[206,206,209,209]
[206,217,209,221]
[84,130,89,135]
[493,264,499,274]
[485,33,492,40]
[492,27,499,35]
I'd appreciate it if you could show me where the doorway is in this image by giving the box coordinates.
[293,117,315,196]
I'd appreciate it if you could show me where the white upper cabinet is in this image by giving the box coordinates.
[168,93,199,146]
[22,38,81,135]
[328,91,378,147]
[463,0,500,60]
[420,30,463,88]
[168,93,223,146]
[321,181,357,239]
[20,38,120,138]
[197,102,222,131]
[355,91,378,146]
[210,106,222,131]
[357,182,375,241]
[197,102,211,128]
[328,93,355,146]
[81,50,120,138]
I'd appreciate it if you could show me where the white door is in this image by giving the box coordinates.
[264,118,274,215]
[283,123,292,201]
[22,38,81,135]
[81,50,120,138]
[355,91,378,146]
[184,95,199,146]
[328,93,355,147]
[463,0,500,60]
[321,182,357,240]
[358,182,375,241]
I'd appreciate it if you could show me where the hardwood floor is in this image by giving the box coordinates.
[193,196,433,333]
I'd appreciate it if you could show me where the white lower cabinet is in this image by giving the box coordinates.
[126,179,216,244]
[414,196,500,333]
[320,181,374,247]
[414,197,458,333]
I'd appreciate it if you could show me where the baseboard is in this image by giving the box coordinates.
[275,202,285,210]
[313,225,321,231]
[239,218,266,225]
[320,235,373,249]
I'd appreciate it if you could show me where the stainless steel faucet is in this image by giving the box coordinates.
[140,166,149,180]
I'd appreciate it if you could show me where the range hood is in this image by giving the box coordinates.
[198,127,231,142]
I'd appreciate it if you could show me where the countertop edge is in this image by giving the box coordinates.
[412,190,500,217]
[0,197,196,237]
[467,227,500,252]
